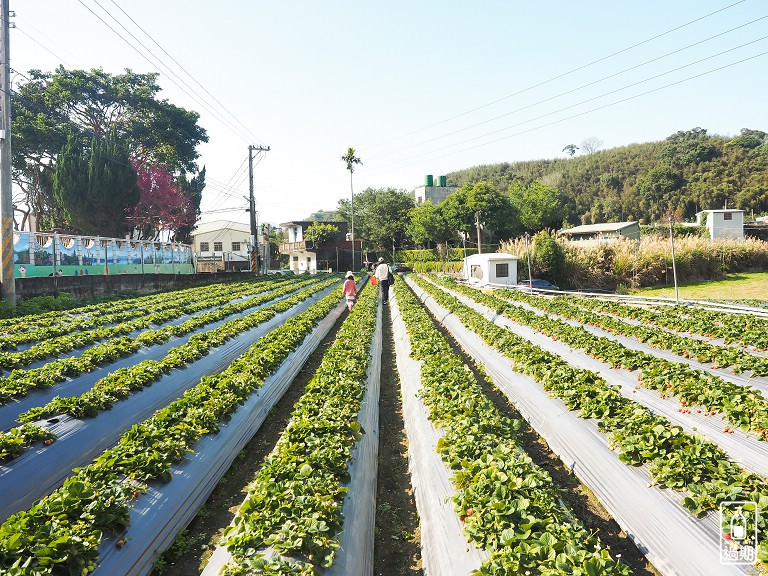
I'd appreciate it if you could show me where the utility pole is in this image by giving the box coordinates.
[247,144,270,273]
[668,216,679,304]
[475,211,483,254]
[0,0,14,303]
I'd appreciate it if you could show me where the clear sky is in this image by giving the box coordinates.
[11,0,768,228]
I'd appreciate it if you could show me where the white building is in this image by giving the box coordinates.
[463,253,519,287]
[559,221,641,246]
[696,209,744,240]
[190,220,251,272]
[412,175,458,206]
[279,221,317,273]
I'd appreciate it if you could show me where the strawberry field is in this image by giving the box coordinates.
[0,272,766,575]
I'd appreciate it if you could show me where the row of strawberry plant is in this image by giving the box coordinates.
[217,284,378,575]
[0,280,258,349]
[411,275,768,544]
[569,294,768,351]
[507,289,768,376]
[0,277,278,350]
[0,276,326,405]
[0,281,348,575]
[434,276,768,441]
[0,276,340,460]
[393,279,630,574]
[0,278,291,370]
[493,285,768,438]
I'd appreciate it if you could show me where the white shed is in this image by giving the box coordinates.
[463,253,519,287]
[696,209,744,240]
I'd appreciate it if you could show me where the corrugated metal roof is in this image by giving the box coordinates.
[559,221,639,235]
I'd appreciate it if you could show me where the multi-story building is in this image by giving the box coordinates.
[190,220,251,272]
[279,220,351,273]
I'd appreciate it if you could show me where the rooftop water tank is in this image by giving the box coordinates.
[425,174,434,187]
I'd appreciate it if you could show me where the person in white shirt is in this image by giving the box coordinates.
[373,257,392,303]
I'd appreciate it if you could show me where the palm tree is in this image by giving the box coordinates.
[341,147,362,270]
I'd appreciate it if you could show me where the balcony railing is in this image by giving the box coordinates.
[279,241,308,253]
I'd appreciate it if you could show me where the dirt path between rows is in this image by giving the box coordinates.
[373,301,422,575]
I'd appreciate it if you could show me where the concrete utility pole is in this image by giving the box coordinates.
[0,0,14,303]
[475,211,483,254]
[247,144,270,273]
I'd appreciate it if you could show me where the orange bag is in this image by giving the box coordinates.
[370,276,378,285]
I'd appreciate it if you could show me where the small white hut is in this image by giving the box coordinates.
[463,253,519,287]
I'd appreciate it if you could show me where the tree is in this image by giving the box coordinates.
[406,201,452,246]
[562,144,579,157]
[441,181,519,246]
[303,221,339,248]
[726,128,767,150]
[128,161,196,240]
[581,136,603,155]
[508,180,568,232]
[12,67,207,230]
[337,187,414,253]
[636,166,684,222]
[532,231,566,287]
[53,132,138,236]
[174,167,206,243]
[659,127,718,168]
[340,147,362,267]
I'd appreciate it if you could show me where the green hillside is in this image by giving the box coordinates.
[447,128,768,225]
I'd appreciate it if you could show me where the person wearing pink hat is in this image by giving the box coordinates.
[341,271,357,311]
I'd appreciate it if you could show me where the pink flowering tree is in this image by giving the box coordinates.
[129,160,197,240]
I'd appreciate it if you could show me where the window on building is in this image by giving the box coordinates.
[232,242,241,251]
[496,263,509,277]
[213,242,223,251]
[723,213,733,221]
[199,242,209,252]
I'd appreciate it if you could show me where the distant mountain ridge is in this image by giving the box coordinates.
[446,128,768,225]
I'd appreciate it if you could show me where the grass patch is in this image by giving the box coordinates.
[630,271,768,301]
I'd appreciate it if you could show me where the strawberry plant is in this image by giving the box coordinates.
[394,278,629,574]
[221,285,378,574]
[0,279,347,575]
[411,274,768,558]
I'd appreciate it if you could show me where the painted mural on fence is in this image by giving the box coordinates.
[13,232,194,278]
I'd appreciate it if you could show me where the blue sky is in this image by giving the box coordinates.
[12,0,768,228]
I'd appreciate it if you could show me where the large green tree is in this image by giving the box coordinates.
[12,67,207,231]
[441,181,519,247]
[659,127,718,168]
[406,200,453,247]
[303,221,340,248]
[337,187,414,253]
[508,180,568,232]
[53,132,138,236]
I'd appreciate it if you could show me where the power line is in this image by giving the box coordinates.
[363,16,768,163]
[360,0,748,153]
[366,34,768,171]
[107,0,264,145]
[362,49,768,177]
[77,0,255,145]
[13,26,75,69]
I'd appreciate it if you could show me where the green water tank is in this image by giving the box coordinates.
[425,174,434,186]
[438,175,447,187]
